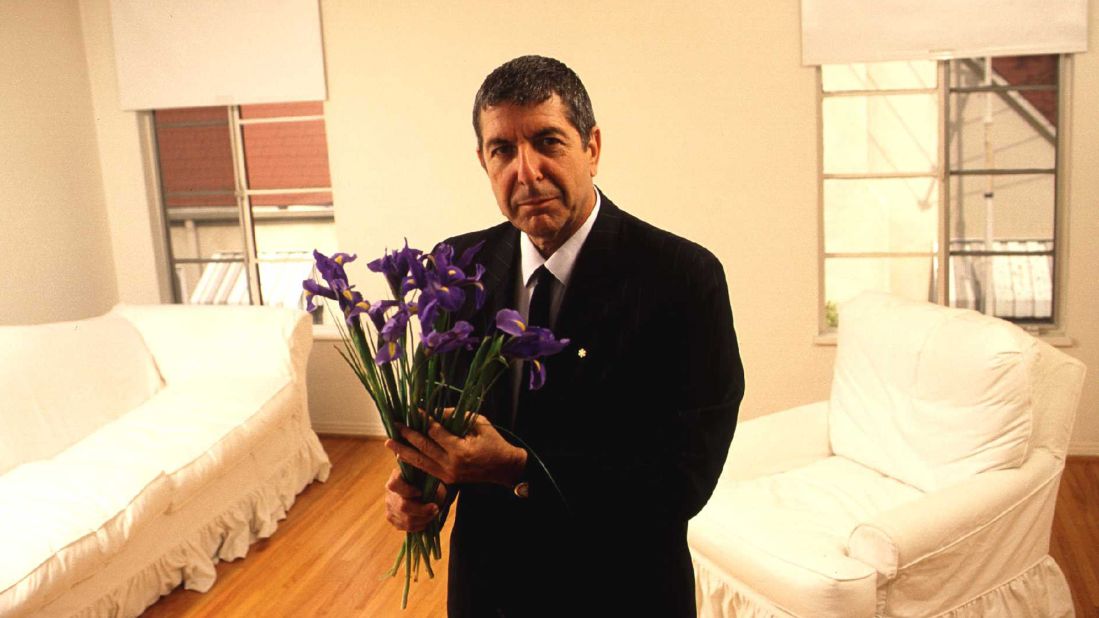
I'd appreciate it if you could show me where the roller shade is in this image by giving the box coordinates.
[801,0,1088,65]
[110,0,327,110]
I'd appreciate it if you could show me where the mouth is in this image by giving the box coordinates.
[514,195,559,210]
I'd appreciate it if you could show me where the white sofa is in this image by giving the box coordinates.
[0,304,331,617]
[690,292,1086,617]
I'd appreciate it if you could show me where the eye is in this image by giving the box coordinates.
[490,144,515,159]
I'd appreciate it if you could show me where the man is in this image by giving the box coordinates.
[385,55,744,617]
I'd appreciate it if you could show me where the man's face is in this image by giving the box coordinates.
[477,95,601,256]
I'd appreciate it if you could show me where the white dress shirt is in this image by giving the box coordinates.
[516,188,602,328]
[509,188,601,416]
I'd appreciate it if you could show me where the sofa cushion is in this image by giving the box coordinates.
[689,455,923,616]
[74,375,297,511]
[829,292,1035,492]
[0,375,294,607]
[0,314,163,475]
[0,457,172,601]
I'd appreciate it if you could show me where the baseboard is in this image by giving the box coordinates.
[1067,441,1099,457]
[311,420,385,437]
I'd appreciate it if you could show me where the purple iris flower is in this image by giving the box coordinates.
[417,243,488,320]
[332,281,371,325]
[380,305,411,342]
[494,309,570,390]
[375,339,403,365]
[528,359,548,390]
[423,321,478,356]
[367,300,397,331]
[368,241,423,297]
[313,250,356,287]
[302,279,337,312]
[502,326,569,359]
[495,309,528,337]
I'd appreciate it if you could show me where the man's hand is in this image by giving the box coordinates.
[384,468,446,532]
[385,414,527,487]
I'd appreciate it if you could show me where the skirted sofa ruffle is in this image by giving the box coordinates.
[0,305,331,617]
[694,553,1073,618]
[67,432,329,618]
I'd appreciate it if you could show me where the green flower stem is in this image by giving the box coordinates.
[385,537,407,578]
[402,533,412,609]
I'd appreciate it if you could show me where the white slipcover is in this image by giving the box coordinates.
[690,292,1085,617]
[0,305,331,617]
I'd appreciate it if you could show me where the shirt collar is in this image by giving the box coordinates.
[520,187,601,288]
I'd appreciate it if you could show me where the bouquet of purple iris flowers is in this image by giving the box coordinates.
[302,242,568,608]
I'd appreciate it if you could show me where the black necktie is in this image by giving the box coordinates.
[514,266,556,427]
[527,265,555,329]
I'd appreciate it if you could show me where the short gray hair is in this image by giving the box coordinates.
[472,55,597,149]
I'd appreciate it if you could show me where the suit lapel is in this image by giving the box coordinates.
[554,193,624,337]
[514,194,625,435]
[479,227,519,424]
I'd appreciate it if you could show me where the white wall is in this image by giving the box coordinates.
[0,0,117,325]
[314,0,831,434]
[75,0,1099,452]
[79,0,169,306]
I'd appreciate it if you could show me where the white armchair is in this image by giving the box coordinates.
[689,292,1086,617]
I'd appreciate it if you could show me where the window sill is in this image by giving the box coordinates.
[814,331,1076,348]
[311,325,344,341]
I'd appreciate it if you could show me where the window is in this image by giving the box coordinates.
[819,55,1063,332]
[152,102,337,325]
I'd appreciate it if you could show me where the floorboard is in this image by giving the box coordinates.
[142,439,1098,617]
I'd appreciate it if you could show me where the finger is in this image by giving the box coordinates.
[386,493,439,531]
[387,438,447,481]
[385,468,422,499]
[385,438,424,463]
[399,425,448,462]
[425,417,456,445]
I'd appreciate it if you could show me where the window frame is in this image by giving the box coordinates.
[146,104,335,308]
[816,55,1071,340]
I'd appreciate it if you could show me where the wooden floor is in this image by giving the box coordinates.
[143,438,1098,617]
[142,438,451,618]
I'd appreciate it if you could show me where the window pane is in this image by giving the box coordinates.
[952,55,1058,88]
[242,120,331,190]
[155,122,235,208]
[253,215,336,256]
[949,174,1054,243]
[825,256,938,325]
[174,258,250,306]
[948,92,1056,171]
[824,178,938,253]
[948,245,1053,321]
[155,106,227,123]
[258,256,317,310]
[250,192,333,208]
[823,94,938,174]
[240,101,324,119]
[254,208,337,323]
[822,61,936,92]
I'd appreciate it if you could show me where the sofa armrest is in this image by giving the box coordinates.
[847,449,1063,582]
[112,304,313,385]
[720,401,832,481]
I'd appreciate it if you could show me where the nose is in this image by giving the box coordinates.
[515,144,542,185]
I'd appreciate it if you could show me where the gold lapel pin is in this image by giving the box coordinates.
[578,348,587,358]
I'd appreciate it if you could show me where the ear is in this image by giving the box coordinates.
[476,148,487,172]
[586,125,602,177]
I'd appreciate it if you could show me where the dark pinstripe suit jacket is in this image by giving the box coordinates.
[442,191,744,618]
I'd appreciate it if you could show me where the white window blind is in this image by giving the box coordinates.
[801,0,1088,65]
[110,0,327,110]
